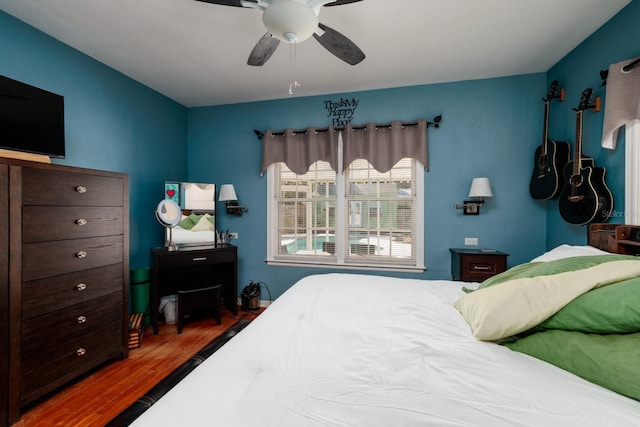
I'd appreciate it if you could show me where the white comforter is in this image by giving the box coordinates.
[131,273,640,427]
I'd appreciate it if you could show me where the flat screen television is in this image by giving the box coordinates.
[0,74,65,158]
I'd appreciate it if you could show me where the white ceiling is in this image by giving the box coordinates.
[0,0,630,107]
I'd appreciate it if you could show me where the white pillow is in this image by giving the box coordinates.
[190,214,214,232]
[530,244,609,263]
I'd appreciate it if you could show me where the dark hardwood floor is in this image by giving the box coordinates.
[11,306,261,427]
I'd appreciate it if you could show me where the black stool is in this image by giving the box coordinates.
[176,284,222,334]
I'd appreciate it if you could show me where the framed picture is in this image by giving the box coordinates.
[164,182,180,205]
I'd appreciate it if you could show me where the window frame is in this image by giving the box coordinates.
[266,144,425,273]
[625,119,640,225]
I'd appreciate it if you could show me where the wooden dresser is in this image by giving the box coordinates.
[589,223,640,255]
[151,245,238,334]
[0,158,129,426]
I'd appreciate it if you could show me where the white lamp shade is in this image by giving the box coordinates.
[262,0,319,42]
[219,184,238,202]
[468,177,493,198]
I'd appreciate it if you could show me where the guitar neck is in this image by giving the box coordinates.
[541,101,551,155]
[573,110,583,176]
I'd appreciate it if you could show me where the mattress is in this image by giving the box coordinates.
[130,270,640,426]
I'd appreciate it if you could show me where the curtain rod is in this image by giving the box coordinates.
[253,115,442,139]
[600,56,640,86]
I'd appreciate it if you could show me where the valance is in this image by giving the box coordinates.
[260,119,429,175]
[342,119,428,172]
[260,126,338,175]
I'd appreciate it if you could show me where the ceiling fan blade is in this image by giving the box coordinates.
[248,32,281,66]
[193,0,255,7]
[313,23,365,65]
[324,0,363,6]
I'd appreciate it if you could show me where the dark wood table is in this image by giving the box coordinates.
[150,244,237,334]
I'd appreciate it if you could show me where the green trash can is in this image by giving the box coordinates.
[131,267,151,325]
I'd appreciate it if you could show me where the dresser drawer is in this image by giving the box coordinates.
[22,236,123,281]
[20,322,123,403]
[22,206,124,243]
[22,292,123,355]
[22,264,123,319]
[21,168,124,207]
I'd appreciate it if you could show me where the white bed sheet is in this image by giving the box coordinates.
[131,273,640,427]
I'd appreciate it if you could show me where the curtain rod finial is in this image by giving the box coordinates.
[427,115,442,128]
[253,129,264,139]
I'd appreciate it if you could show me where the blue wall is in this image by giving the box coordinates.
[546,0,640,247]
[2,1,637,300]
[0,11,188,270]
[189,74,548,298]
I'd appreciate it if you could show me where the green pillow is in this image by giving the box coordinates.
[454,260,640,341]
[504,330,640,401]
[460,255,640,336]
[191,214,215,232]
[478,255,636,290]
[178,214,201,230]
[535,277,640,334]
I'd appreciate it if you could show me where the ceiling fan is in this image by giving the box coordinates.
[195,0,366,66]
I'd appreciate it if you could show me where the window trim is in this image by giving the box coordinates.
[266,155,425,273]
[625,119,640,225]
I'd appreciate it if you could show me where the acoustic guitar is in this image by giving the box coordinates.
[529,80,570,199]
[558,88,613,225]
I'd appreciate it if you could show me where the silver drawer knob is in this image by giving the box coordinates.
[76,185,87,193]
[76,348,87,356]
[76,218,88,226]
[76,251,87,259]
[77,315,87,324]
[76,283,87,291]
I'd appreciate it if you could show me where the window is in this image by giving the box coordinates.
[625,119,640,225]
[267,146,424,271]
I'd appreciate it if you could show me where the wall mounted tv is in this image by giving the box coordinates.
[0,74,65,158]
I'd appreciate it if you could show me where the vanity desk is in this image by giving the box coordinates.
[150,244,238,334]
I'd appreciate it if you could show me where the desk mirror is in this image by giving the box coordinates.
[163,181,217,248]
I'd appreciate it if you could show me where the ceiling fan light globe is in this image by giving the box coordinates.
[262,0,319,43]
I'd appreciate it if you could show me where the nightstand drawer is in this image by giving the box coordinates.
[450,248,509,282]
[461,255,505,281]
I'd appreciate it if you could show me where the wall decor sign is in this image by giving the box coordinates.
[165,182,180,205]
[324,97,359,127]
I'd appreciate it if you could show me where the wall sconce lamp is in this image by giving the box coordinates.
[219,184,248,216]
[454,177,493,215]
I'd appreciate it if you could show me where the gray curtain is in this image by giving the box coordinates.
[343,119,428,173]
[260,126,338,175]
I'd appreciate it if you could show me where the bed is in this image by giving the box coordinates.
[129,245,640,426]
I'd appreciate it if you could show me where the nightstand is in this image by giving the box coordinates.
[449,248,509,282]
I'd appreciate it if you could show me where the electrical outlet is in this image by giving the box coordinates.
[229,232,238,240]
[464,237,478,246]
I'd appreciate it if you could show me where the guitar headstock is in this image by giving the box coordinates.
[543,80,561,102]
[573,88,594,112]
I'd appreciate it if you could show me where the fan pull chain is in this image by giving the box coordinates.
[289,41,300,95]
